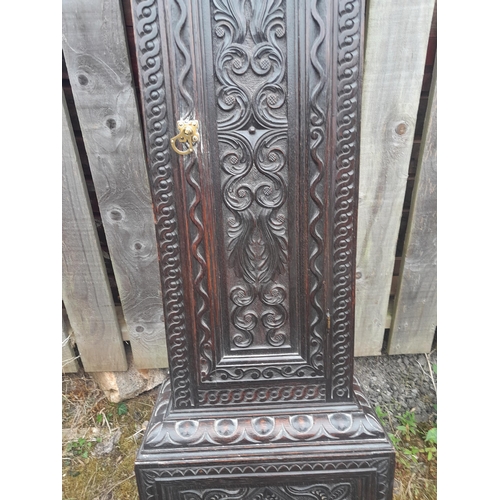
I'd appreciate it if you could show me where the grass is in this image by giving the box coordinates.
[62,372,436,500]
[376,405,437,500]
[62,373,156,500]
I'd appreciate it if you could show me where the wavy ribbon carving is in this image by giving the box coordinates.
[308,0,327,374]
[173,0,213,378]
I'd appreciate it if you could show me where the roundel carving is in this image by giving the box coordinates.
[290,415,313,433]
[214,418,237,437]
[329,413,353,433]
[175,420,199,438]
[252,416,275,436]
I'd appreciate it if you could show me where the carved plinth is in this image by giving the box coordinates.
[132,0,394,498]
[136,378,394,499]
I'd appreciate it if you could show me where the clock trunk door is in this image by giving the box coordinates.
[136,0,361,409]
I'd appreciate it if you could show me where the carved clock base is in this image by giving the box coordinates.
[135,378,395,500]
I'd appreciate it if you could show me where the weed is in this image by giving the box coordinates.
[376,403,437,497]
[66,438,93,459]
[118,402,128,416]
[423,426,437,460]
[396,410,418,440]
[375,405,388,423]
[425,427,437,445]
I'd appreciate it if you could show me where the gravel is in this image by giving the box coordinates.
[354,350,437,424]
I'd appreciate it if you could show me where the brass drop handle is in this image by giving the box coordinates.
[170,119,199,156]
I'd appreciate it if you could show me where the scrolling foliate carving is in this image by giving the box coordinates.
[199,0,330,387]
[212,0,287,130]
[213,0,290,351]
[221,130,289,350]
[134,0,194,407]
[179,482,352,500]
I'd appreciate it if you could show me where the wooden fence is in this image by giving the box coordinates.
[62,0,437,373]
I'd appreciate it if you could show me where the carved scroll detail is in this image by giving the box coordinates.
[198,384,325,405]
[213,0,289,351]
[222,130,289,349]
[134,0,194,407]
[213,0,287,130]
[179,483,352,500]
[331,0,361,400]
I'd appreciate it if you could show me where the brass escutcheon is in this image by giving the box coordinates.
[170,119,199,156]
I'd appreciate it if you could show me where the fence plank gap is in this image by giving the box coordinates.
[63,92,127,372]
[355,0,435,356]
[62,0,168,369]
[388,60,437,355]
[62,311,79,374]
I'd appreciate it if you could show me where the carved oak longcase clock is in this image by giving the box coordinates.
[132,0,395,498]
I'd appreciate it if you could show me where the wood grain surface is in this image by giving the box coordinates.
[62,92,127,372]
[355,0,435,356]
[388,61,437,354]
[62,0,167,368]
[62,311,79,374]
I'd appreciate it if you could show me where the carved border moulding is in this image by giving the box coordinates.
[134,0,195,408]
[142,378,386,450]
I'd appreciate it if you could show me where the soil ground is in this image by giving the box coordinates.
[62,350,437,500]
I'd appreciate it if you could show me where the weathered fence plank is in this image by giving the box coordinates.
[355,0,435,356]
[62,0,167,368]
[388,62,437,355]
[62,92,127,372]
[62,312,79,374]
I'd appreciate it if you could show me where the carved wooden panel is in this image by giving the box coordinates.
[136,453,393,500]
[133,0,361,409]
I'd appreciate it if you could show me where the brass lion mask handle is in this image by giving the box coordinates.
[170,120,199,156]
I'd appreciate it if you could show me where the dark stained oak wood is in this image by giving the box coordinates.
[132,1,394,498]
